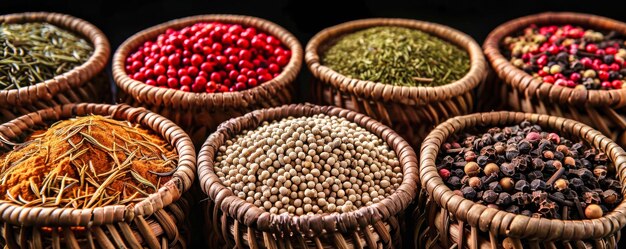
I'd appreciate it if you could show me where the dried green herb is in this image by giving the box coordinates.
[321,26,470,87]
[0,22,93,90]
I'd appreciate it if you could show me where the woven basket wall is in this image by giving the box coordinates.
[0,12,111,123]
[197,104,419,249]
[113,14,302,146]
[418,111,626,249]
[305,18,488,148]
[0,103,196,249]
[482,12,626,147]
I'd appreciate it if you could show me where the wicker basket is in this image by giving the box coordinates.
[0,12,111,123]
[113,14,302,146]
[0,103,196,248]
[197,103,419,248]
[482,12,626,147]
[305,18,488,148]
[418,111,626,249]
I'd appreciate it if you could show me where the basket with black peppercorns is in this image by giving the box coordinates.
[418,111,626,249]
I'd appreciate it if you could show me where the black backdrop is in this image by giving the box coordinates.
[3,0,626,247]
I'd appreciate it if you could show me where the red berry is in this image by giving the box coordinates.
[200,62,214,72]
[167,69,177,78]
[600,64,610,72]
[225,63,235,71]
[612,80,622,89]
[145,79,156,86]
[187,66,199,77]
[548,45,560,55]
[216,55,228,66]
[599,71,610,81]
[602,81,612,89]
[191,54,204,66]
[610,63,621,71]
[180,85,191,92]
[543,76,555,83]
[238,60,253,69]
[228,55,239,64]
[168,54,181,66]
[555,79,567,86]
[229,70,239,80]
[586,44,598,53]
[154,64,166,75]
[236,75,248,83]
[239,50,252,61]
[569,73,581,82]
[236,38,250,48]
[235,82,247,91]
[156,75,167,85]
[266,36,280,46]
[537,70,548,77]
[210,72,222,83]
[218,85,229,92]
[212,43,223,52]
[192,82,205,92]
[144,69,154,79]
[438,168,451,180]
[268,63,280,73]
[536,55,548,66]
[581,57,593,68]
[276,55,288,66]
[251,36,265,48]
[195,76,207,85]
[131,61,142,71]
[180,75,193,86]
[167,78,179,88]
[606,47,618,55]
[247,78,258,87]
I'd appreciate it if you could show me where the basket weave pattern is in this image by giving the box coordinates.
[197,104,419,249]
[419,111,626,249]
[0,103,196,249]
[0,12,111,123]
[482,12,626,146]
[305,18,488,148]
[113,15,302,146]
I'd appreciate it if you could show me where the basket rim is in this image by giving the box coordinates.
[197,103,420,236]
[0,12,110,106]
[483,11,626,107]
[419,111,626,240]
[305,18,487,105]
[112,14,302,110]
[0,103,196,226]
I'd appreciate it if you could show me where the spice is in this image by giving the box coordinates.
[438,121,622,220]
[0,115,177,208]
[215,114,403,215]
[0,22,93,90]
[321,26,470,87]
[503,24,626,89]
[125,22,291,93]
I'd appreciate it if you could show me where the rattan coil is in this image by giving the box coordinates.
[0,103,196,249]
[198,103,419,249]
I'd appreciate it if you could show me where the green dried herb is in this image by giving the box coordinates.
[0,22,93,90]
[321,26,470,87]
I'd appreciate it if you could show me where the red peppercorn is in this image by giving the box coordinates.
[180,75,192,86]
[586,44,598,53]
[610,63,621,71]
[612,80,622,89]
[555,79,567,86]
[210,72,222,83]
[200,62,214,72]
[569,73,581,82]
[439,168,451,180]
[600,64,610,71]
[187,66,199,77]
[543,76,555,83]
[180,85,191,92]
[167,78,179,88]
[548,45,560,55]
[581,57,593,68]
[537,55,548,66]
[602,81,612,89]
[156,75,167,86]
[236,75,248,83]
[145,79,156,86]
[268,63,280,73]
[247,78,258,87]
[599,71,610,81]
[191,54,204,66]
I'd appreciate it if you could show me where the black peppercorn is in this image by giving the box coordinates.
[515,180,530,193]
[506,145,520,161]
[488,181,503,192]
[500,163,516,176]
[496,192,512,206]
[461,187,476,199]
[530,179,547,191]
[527,170,543,181]
[476,155,489,166]
[447,176,462,188]
[518,140,532,154]
[583,191,601,204]
[482,190,498,203]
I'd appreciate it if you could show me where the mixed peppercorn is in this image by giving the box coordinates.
[503,24,626,89]
[437,120,622,219]
[125,22,291,93]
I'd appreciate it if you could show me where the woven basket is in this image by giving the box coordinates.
[0,103,196,248]
[418,111,626,249]
[113,14,302,146]
[197,103,419,249]
[0,12,111,123]
[305,18,488,148]
[482,12,626,147]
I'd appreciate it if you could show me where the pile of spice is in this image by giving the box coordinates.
[0,22,93,90]
[321,26,470,87]
[215,115,403,215]
[503,24,626,89]
[437,120,622,220]
[0,115,177,208]
[125,22,291,93]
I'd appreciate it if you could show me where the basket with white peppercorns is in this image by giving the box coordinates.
[198,104,419,249]
[418,111,626,249]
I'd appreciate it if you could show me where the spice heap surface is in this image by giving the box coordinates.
[0,115,177,208]
[0,22,93,90]
[125,22,291,93]
[437,120,621,220]
[321,26,470,87]
[215,115,403,215]
[503,24,626,89]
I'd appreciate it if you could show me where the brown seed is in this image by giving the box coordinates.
[552,160,563,170]
[468,177,482,189]
[543,150,554,159]
[500,177,515,192]
[564,157,575,166]
[556,145,569,155]
[584,204,603,219]
[464,162,481,177]
[554,179,569,191]
[484,163,500,175]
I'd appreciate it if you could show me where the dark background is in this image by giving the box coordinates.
[4,0,626,101]
[3,0,626,247]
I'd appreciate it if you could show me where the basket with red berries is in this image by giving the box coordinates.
[113,14,302,145]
